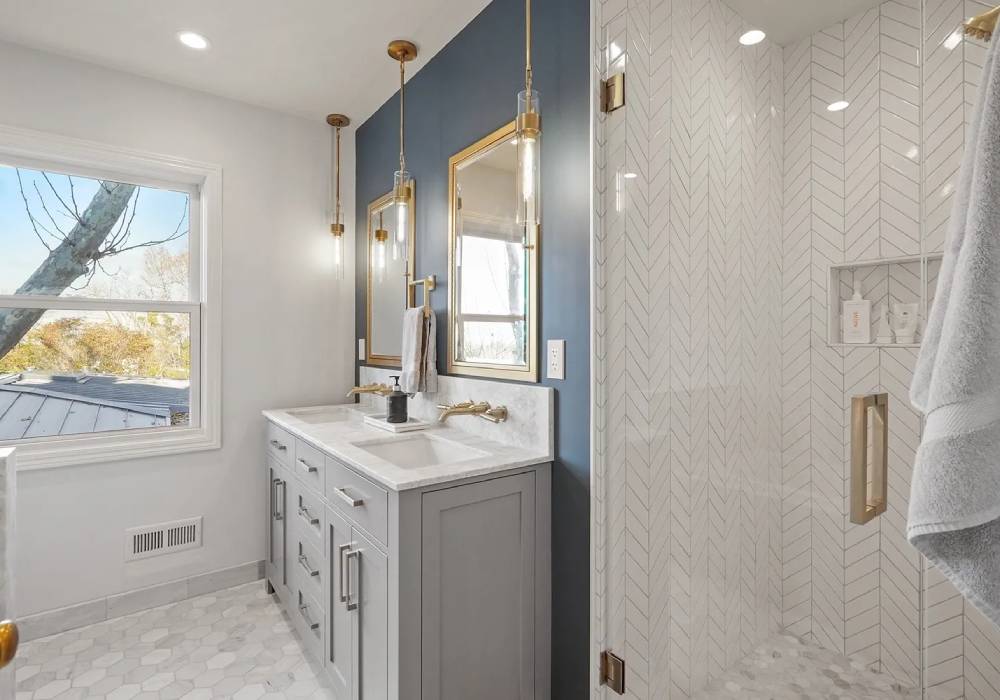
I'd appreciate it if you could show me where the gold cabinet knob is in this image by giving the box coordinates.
[0,620,18,670]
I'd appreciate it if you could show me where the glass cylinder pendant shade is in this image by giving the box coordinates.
[374,228,388,283]
[393,169,411,259]
[515,89,541,234]
[330,223,345,280]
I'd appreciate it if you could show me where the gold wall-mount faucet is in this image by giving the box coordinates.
[437,400,509,424]
[346,383,393,398]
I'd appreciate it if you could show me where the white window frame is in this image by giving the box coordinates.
[0,124,222,470]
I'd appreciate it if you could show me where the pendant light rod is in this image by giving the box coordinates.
[387,41,417,175]
[525,0,532,98]
[325,113,350,233]
[399,58,405,173]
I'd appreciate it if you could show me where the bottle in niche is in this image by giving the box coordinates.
[842,282,872,344]
[386,375,408,424]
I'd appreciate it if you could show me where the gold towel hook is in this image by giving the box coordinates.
[408,275,436,318]
[964,5,1000,41]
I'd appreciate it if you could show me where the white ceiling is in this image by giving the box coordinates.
[0,0,491,124]
[725,0,885,45]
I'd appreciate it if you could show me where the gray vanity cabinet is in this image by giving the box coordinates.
[264,418,550,699]
[265,423,294,607]
[327,509,353,697]
[420,472,538,699]
[353,527,389,699]
[265,461,288,603]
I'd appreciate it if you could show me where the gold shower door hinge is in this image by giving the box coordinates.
[600,650,625,694]
[602,72,625,113]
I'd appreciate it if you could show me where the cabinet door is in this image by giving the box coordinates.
[421,472,536,699]
[350,527,388,700]
[327,510,352,698]
[267,463,288,599]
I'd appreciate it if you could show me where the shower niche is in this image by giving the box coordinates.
[827,253,943,347]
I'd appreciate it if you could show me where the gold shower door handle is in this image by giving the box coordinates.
[851,393,888,525]
[0,620,18,669]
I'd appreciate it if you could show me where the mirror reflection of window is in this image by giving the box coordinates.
[454,137,527,367]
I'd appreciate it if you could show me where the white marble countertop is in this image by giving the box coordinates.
[262,404,551,491]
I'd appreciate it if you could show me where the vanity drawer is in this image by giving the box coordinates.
[292,586,324,662]
[294,439,326,495]
[266,422,293,466]
[292,481,326,551]
[291,532,326,601]
[326,457,388,546]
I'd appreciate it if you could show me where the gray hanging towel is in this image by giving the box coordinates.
[908,31,1000,627]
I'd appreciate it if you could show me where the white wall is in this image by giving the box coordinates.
[0,40,357,616]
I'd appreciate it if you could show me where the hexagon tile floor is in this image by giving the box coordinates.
[15,581,336,699]
[694,633,921,700]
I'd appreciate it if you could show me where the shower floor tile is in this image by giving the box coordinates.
[694,634,920,700]
[15,580,335,699]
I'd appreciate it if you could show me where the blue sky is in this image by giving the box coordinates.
[0,163,189,299]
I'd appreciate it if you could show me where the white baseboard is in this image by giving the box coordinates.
[20,560,265,641]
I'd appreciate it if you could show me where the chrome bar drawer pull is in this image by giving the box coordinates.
[269,439,287,451]
[345,549,360,611]
[333,487,364,508]
[273,480,285,521]
[298,505,319,526]
[338,543,352,603]
[298,553,319,577]
[297,458,318,473]
[851,393,889,525]
[298,602,320,631]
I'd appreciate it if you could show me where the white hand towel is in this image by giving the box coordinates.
[400,308,424,395]
[422,309,438,394]
[400,308,438,395]
[908,31,1000,627]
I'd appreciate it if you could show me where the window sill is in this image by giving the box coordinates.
[5,424,221,471]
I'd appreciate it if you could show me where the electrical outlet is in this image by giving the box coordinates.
[358,338,366,361]
[547,339,565,380]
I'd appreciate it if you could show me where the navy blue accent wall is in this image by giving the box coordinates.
[355,0,589,695]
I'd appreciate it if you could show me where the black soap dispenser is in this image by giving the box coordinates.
[386,375,408,424]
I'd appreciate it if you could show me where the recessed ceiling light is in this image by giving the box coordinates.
[623,172,638,179]
[177,31,210,50]
[739,30,766,46]
[827,100,850,112]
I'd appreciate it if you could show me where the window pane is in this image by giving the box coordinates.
[0,164,190,301]
[457,320,526,366]
[0,308,191,439]
[458,235,525,316]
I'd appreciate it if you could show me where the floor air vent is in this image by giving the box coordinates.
[125,517,202,561]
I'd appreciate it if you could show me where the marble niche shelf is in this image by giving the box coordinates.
[827,252,943,348]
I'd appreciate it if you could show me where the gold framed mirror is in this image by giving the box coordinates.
[366,186,415,367]
[448,122,538,382]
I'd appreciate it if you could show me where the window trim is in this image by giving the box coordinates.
[0,124,222,470]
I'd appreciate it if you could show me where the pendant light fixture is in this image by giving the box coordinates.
[375,210,389,283]
[326,113,350,279]
[515,0,541,241]
[388,40,417,260]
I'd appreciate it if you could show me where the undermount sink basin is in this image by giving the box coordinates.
[286,407,355,424]
[352,434,487,470]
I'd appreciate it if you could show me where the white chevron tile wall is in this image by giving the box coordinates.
[783,0,1000,693]
[592,0,784,697]
[593,0,1000,697]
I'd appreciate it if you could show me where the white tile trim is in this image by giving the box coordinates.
[19,560,263,641]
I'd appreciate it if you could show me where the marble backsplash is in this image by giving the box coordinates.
[357,367,554,460]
